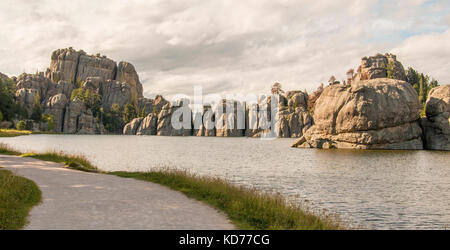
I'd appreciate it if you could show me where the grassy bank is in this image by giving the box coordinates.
[0,143,98,173]
[110,170,345,230]
[0,143,344,230]
[0,129,32,137]
[0,168,42,230]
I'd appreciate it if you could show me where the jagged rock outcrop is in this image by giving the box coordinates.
[123,117,144,135]
[216,100,245,137]
[293,78,423,149]
[15,73,53,102]
[136,114,158,135]
[354,53,406,82]
[157,102,192,136]
[48,48,143,105]
[195,105,216,136]
[15,88,39,115]
[421,85,450,150]
[116,62,143,105]
[99,80,133,111]
[43,94,69,132]
[63,99,100,134]
[48,48,84,83]
[308,85,324,113]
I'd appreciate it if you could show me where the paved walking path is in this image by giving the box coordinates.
[0,154,234,230]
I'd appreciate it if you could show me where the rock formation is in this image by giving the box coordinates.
[421,85,450,150]
[292,78,423,149]
[43,94,68,132]
[354,53,406,82]
[123,117,144,135]
[9,47,148,134]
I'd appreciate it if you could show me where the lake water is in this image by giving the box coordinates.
[1,134,449,229]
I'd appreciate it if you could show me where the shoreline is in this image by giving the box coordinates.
[0,142,345,230]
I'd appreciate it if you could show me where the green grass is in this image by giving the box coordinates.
[0,143,98,173]
[0,129,32,137]
[110,169,346,230]
[0,168,42,230]
[20,152,99,173]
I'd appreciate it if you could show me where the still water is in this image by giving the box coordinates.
[1,134,449,229]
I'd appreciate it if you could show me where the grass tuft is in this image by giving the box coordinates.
[0,129,32,138]
[0,143,98,173]
[0,168,42,230]
[110,169,346,230]
[0,143,21,156]
[20,152,99,173]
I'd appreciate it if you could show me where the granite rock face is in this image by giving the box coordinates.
[15,73,53,102]
[157,102,192,136]
[354,53,407,82]
[63,99,100,134]
[216,100,245,137]
[116,62,143,106]
[293,78,423,149]
[48,48,144,106]
[123,117,144,135]
[136,113,158,135]
[421,85,450,150]
[48,48,84,83]
[43,94,69,132]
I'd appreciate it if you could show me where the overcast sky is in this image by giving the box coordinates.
[0,0,449,98]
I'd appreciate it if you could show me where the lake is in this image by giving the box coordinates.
[1,134,449,229]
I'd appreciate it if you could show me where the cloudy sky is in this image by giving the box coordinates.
[0,0,449,98]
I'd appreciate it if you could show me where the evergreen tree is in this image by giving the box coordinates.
[123,103,137,124]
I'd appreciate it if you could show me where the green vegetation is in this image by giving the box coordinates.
[103,104,124,133]
[0,78,24,122]
[123,103,137,124]
[0,144,97,172]
[110,169,345,230]
[16,120,33,131]
[0,129,32,138]
[71,88,101,117]
[406,67,440,116]
[21,152,99,173]
[41,114,55,131]
[0,168,42,230]
[30,94,42,122]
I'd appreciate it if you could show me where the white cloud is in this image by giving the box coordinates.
[0,0,449,99]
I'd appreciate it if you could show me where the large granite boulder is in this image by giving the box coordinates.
[354,53,406,82]
[421,85,450,150]
[43,94,69,132]
[293,78,423,149]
